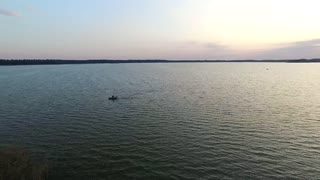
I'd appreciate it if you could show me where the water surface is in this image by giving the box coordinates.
[0,63,320,179]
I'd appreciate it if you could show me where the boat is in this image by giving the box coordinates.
[108,95,118,101]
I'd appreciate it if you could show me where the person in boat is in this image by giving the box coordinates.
[109,95,118,100]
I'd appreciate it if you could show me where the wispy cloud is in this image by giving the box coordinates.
[258,39,320,59]
[0,8,21,17]
[26,5,42,14]
[184,41,226,50]
[175,40,235,59]
[204,42,227,49]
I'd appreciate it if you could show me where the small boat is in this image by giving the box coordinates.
[108,95,118,101]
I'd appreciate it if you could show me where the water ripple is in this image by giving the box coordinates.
[0,63,320,179]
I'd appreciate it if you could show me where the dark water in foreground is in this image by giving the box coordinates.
[0,63,320,179]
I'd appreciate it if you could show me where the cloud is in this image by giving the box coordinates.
[186,41,198,45]
[184,41,226,50]
[204,42,226,49]
[258,39,320,59]
[182,39,320,59]
[0,8,21,17]
[175,40,235,59]
[26,5,42,14]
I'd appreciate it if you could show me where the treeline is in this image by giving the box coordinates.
[286,59,320,63]
[0,59,168,65]
[0,59,320,66]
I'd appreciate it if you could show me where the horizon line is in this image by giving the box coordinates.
[1,58,320,61]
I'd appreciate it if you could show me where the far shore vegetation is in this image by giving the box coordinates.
[0,58,320,66]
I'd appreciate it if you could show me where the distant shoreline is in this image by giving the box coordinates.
[1,59,320,66]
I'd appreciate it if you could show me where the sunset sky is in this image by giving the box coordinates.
[1,0,320,60]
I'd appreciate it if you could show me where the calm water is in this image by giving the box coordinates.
[0,63,320,179]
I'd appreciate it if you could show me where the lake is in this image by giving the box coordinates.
[0,63,319,179]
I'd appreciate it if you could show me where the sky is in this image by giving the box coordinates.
[1,0,320,60]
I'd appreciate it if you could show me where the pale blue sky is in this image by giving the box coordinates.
[1,0,320,59]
